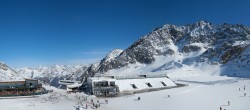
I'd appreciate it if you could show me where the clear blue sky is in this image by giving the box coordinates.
[0,0,249,68]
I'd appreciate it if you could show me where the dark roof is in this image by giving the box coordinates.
[25,79,38,81]
[0,81,25,84]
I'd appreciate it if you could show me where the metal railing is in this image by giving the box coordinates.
[0,85,37,90]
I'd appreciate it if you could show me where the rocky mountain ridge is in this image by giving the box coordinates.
[1,21,250,84]
[86,21,250,77]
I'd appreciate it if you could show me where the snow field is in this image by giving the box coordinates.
[0,77,249,110]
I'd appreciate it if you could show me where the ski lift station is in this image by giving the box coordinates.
[87,74,177,97]
[58,80,83,92]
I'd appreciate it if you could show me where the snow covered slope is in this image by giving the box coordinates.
[87,21,250,78]
[1,77,249,110]
[0,62,22,81]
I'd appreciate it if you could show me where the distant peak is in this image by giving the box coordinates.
[111,49,123,53]
[195,20,212,27]
[197,20,209,24]
[107,49,123,56]
[104,49,123,61]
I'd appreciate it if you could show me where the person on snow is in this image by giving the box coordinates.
[97,100,100,107]
[228,101,230,106]
[105,99,108,104]
[138,96,140,101]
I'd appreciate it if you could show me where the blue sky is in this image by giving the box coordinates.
[0,0,249,68]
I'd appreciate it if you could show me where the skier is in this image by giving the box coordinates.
[168,95,170,98]
[138,96,140,101]
[220,107,222,110]
[239,88,240,91]
[105,99,108,104]
[228,101,230,106]
[97,100,100,107]
[244,93,246,97]
[244,85,246,90]
[86,104,88,109]
[73,106,80,110]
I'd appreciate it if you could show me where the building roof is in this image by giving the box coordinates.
[115,77,176,92]
[88,74,176,92]
[58,80,81,85]
[25,79,38,81]
[0,81,25,84]
[88,77,116,82]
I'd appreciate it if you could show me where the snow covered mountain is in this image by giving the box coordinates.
[0,61,87,86]
[0,62,22,81]
[87,21,250,78]
[16,64,88,86]
[1,21,250,83]
[85,49,123,77]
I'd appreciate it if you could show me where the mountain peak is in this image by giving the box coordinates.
[86,21,250,78]
[104,49,123,61]
[196,20,210,25]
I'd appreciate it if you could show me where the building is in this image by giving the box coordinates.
[87,74,177,97]
[58,80,83,92]
[87,77,118,96]
[0,79,46,97]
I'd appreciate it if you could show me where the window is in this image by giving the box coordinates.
[161,81,167,86]
[110,82,115,86]
[146,83,153,87]
[131,84,138,89]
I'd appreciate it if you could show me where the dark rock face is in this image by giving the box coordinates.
[220,46,247,64]
[0,63,9,71]
[86,21,250,76]
[182,45,202,53]
[0,62,18,74]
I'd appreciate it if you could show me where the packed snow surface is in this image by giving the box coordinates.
[1,60,249,110]
[0,76,249,110]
